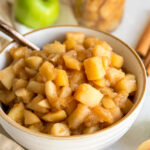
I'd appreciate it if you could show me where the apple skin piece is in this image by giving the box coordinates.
[14,0,59,28]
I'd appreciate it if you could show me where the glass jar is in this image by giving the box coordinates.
[72,0,125,32]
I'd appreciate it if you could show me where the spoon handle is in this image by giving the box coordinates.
[0,19,40,50]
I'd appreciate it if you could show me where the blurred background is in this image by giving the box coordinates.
[0,0,149,149]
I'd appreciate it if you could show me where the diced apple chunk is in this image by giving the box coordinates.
[64,39,76,50]
[42,110,67,122]
[93,78,110,87]
[39,61,56,81]
[137,139,150,150]
[111,53,124,69]
[50,123,70,136]
[0,66,15,90]
[54,69,69,86]
[25,56,43,70]
[63,55,82,71]
[122,99,134,114]
[92,106,113,124]
[24,110,41,125]
[115,74,137,93]
[27,80,45,94]
[15,88,33,103]
[106,68,125,86]
[102,96,116,109]
[84,57,106,80]
[38,99,50,109]
[83,125,99,134]
[43,41,66,54]
[66,32,85,44]
[74,83,103,107]
[68,103,90,129]
[8,102,24,124]
[13,79,28,91]
[59,86,72,98]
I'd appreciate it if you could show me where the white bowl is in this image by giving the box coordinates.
[0,26,147,150]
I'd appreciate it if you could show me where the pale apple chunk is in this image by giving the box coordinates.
[84,37,99,48]
[93,78,110,87]
[25,67,37,77]
[66,32,85,44]
[92,106,113,124]
[102,96,116,109]
[106,68,125,86]
[83,125,99,134]
[137,139,150,150]
[24,110,41,125]
[15,88,34,104]
[25,56,43,70]
[84,57,106,80]
[59,86,72,98]
[45,81,57,104]
[68,103,90,129]
[122,99,134,114]
[0,66,15,90]
[0,91,15,105]
[111,53,124,69]
[39,61,56,81]
[63,55,82,71]
[13,79,28,91]
[43,41,66,54]
[50,123,70,136]
[115,74,137,93]
[38,99,51,109]
[74,83,103,107]
[64,38,76,50]
[27,95,49,113]
[29,123,44,132]
[54,69,69,86]
[27,80,45,94]
[8,102,24,124]
[42,110,67,122]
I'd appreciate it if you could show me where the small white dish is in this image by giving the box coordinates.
[0,26,147,150]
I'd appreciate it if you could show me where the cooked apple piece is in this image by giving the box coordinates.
[0,91,15,105]
[27,95,49,113]
[100,87,117,98]
[93,78,110,87]
[111,53,124,69]
[102,57,111,69]
[84,57,106,80]
[38,99,50,109]
[15,88,34,104]
[25,67,37,77]
[50,123,70,136]
[24,110,41,125]
[25,56,43,70]
[29,123,44,132]
[54,69,69,86]
[42,110,67,122]
[102,96,116,109]
[68,103,90,129]
[66,32,85,44]
[137,139,150,150]
[84,37,99,48]
[0,66,15,90]
[43,41,66,54]
[97,41,112,51]
[10,47,30,59]
[63,55,82,71]
[84,112,103,127]
[64,38,76,50]
[83,125,99,134]
[122,99,134,114]
[110,106,123,122]
[13,79,28,91]
[27,80,45,94]
[8,102,24,124]
[77,49,92,61]
[74,83,103,107]
[39,61,56,81]
[92,106,113,124]
[106,68,125,86]
[115,74,137,93]
[45,81,57,104]
[59,86,72,98]
[92,45,111,58]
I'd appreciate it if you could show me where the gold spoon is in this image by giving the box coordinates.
[0,19,40,50]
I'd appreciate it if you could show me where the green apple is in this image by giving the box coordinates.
[14,0,59,29]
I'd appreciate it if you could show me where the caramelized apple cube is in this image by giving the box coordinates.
[84,57,106,80]
[122,99,134,114]
[74,83,103,107]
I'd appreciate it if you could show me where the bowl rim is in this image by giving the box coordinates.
[0,25,147,140]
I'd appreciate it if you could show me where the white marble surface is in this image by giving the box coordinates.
[0,0,149,149]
